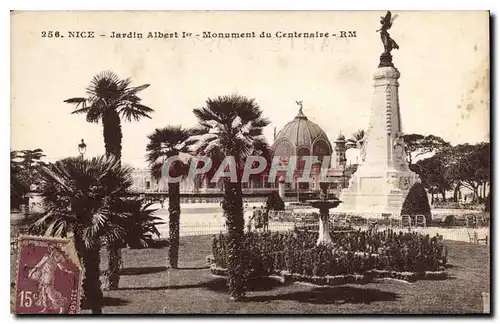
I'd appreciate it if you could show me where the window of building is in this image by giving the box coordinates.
[146,181,151,190]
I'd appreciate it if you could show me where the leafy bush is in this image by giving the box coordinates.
[212,229,447,278]
[266,191,285,211]
[401,182,432,224]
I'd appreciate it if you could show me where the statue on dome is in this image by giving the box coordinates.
[295,100,303,113]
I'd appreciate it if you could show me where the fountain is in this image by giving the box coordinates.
[307,182,341,246]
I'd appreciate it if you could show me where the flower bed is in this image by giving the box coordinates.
[211,229,448,280]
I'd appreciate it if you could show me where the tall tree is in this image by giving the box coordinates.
[413,153,452,202]
[444,143,490,203]
[191,94,270,300]
[146,126,193,269]
[28,156,133,313]
[402,133,450,166]
[64,70,154,290]
[11,149,47,209]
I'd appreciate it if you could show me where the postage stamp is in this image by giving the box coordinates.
[14,235,83,314]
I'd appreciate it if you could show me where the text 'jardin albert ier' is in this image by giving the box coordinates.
[107,31,357,39]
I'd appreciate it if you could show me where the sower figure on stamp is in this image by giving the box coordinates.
[28,244,73,313]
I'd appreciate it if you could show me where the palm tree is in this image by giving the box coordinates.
[191,94,270,300]
[18,149,46,170]
[28,156,133,314]
[116,199,164,249]
[64,70,154,290]
[346,129,366,162]
[145,126,193,268]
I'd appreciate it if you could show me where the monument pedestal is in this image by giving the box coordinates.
[339,65,420,216]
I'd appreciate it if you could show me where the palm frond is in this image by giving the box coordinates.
[64,97,87,105]
[192,94,270,180]
[32,155,136,248]
[145,126,193,180]
[66,70,153,125]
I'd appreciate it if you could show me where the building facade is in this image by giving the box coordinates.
[130,106,349,196]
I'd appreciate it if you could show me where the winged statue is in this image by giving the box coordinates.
[377,11,399,55]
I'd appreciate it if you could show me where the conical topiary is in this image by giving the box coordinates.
[401,182,432,224]
[266,191,285,211]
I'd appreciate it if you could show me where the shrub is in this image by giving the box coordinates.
[401,182,432,224]
[266,191,285,211]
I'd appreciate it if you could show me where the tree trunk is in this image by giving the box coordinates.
[102,109,122,161]
[470,184,479,203]
[431,192,435,205]
[317,210,333,246]
[223,180,246,301]
[103,243,122,291]
[74,233,103,314]
[453,186,460,203]
[102,109,123,290]
[168,182,181,269]
[441,189,446,202]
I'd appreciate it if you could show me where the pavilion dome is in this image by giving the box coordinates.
[272,106,332,159]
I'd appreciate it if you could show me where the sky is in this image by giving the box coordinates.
[11,11,490,168]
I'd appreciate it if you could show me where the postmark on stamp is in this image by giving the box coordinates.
[14,235,83,314]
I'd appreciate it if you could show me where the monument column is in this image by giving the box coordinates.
[363,66,406,174]
[338,11,420,216]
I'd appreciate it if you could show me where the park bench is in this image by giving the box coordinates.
[468,231,489,245]
[465,214,479,228]
[401,215,412,228]
[415,215,426,227]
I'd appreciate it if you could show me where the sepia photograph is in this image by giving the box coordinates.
[10,10,490,314]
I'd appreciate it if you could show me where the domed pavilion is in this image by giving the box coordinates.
[271,103,346,194]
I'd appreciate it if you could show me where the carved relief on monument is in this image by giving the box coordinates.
[399,176,411,190]
[386,173,401,191]
[392,132,405,166]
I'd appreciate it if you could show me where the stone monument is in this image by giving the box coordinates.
[339,11,420,216]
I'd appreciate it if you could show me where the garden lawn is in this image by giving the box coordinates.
[97,235,490,314]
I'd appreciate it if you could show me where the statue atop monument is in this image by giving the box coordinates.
[377,11,399,67]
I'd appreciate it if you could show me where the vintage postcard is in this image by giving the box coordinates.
[10,11,490,314]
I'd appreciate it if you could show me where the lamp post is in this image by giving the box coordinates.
[78,139,87,159]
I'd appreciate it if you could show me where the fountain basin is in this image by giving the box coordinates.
[307,199,342,213]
